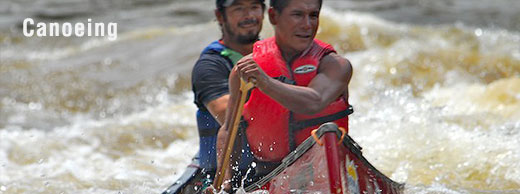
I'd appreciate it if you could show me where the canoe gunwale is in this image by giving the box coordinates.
[162,152,201,194]
[245,122,404,192]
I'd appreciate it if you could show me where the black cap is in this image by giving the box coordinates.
[216,0,265,9]
[216,0,234,8]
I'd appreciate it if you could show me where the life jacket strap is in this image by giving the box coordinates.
[273,76,296,85]
[220,48,243,65]
[288,105,354,151]
[290,105,354,132]
[239,116,249,132]
[198,128,219,137]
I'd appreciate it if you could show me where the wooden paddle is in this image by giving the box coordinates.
[213,78,255,191]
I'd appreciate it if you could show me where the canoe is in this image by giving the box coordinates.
[163,123,404,193]
[162,152,203,194]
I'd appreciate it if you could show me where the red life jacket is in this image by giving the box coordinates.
[243,37,353,162]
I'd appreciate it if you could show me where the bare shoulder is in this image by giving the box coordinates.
[319,53,353,82]
[320,53,351,70]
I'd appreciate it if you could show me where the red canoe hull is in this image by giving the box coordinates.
[261,131,403,194]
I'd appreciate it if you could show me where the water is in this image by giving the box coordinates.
[1,0,519,193]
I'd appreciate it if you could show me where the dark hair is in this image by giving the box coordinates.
[270,0,322,13]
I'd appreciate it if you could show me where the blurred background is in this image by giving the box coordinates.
[0,0,519,193]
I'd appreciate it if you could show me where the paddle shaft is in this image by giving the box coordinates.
[213,79,254,191]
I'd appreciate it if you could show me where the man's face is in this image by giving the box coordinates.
[222,0,264,44]
[272,0,320,53]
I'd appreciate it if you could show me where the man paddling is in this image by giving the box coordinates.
[189,0,265,191]
[214,0,353,192]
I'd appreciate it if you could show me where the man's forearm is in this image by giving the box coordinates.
[206,95,230,125]
[215,125,242,191]
[258,74,347,115]
[260,78,325,114]
[215,69,244,191]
